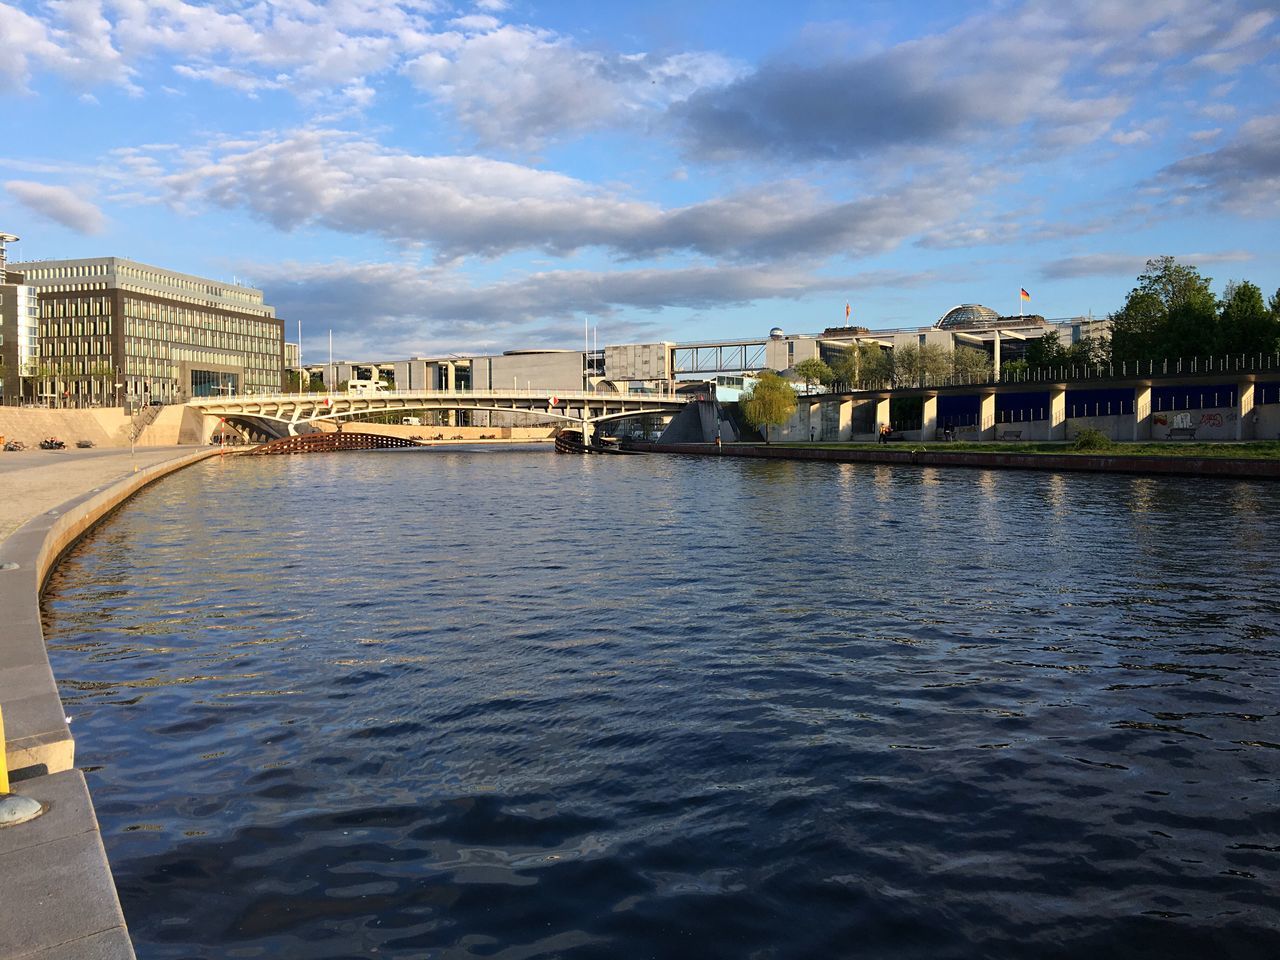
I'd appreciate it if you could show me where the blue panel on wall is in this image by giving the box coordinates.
[1152,383,1237,412]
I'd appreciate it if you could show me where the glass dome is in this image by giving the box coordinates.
[935,304,1001,330]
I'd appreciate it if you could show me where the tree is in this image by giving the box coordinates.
[892,342,950,387]
[740,371,797,443]
[829,348,858,388]
[857,343,893,388]
[1065,335,1109,366]
[1109,256,1217,362]
[1026,331,1066,368]
[952,346,992,382]
[1218,280,1279,356]
[792,357,833,394]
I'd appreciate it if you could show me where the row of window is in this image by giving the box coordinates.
[123,337,277,372]
[40,338,112,358]
[41,319,112,337]
[40,297,111,318]
[123,298,277,338]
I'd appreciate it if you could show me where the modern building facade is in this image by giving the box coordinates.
[7,256,284,407]
[0,233,40,405]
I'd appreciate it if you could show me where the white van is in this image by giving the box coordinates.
[347,379,389,395]
[402,416,422,426]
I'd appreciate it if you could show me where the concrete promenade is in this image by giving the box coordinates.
[1,446,227,959]
[633,441,1280,479]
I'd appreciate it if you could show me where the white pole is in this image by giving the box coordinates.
[297,319,303,393]
[328,329,333,392]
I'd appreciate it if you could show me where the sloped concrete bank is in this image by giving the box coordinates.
[1,447,225,960]
[630,442,1280,479]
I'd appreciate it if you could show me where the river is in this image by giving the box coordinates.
[42,449,1280,958]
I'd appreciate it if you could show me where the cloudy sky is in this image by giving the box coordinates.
[2,0,1277,359]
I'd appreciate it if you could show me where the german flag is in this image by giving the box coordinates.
[1020,288,1031,300]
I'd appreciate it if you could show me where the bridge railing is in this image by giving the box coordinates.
[832,350,1280,394]
[189,386,696,405]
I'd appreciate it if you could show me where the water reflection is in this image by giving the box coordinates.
[42,451,1280,960]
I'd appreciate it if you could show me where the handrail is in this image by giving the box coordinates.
[189,388,697,405]
[832,350,1280,394]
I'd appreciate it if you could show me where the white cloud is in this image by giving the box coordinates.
[1041,250,1254,280]
[1110,129,1152,146]
[144,130,980,263]
[5,180,106,233]
[404,24,740,149]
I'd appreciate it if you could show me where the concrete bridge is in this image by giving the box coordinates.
[188,388,697,439]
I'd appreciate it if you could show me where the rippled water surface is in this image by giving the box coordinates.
[42,450,1280,958]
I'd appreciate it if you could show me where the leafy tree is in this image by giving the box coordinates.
[952,346,992,382]
[1109,256,1217,362]
[1001,359,1029,379]
[892,342,950,387]
[740,370,797,443]
[1218,280,1279,356]
[829,348,858,387]
[1065,335,1110,366]
[857,343,893,387]
[792,357,833,394]
[1026,331,1066,368]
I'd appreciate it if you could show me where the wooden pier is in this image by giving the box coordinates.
[250,432,427,455]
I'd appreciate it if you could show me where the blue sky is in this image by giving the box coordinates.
[1,0,1277,360]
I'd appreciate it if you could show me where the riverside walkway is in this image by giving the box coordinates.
[1,446,225,959]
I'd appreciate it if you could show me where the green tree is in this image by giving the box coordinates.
[1026,331,1066,368]
[857,343,892,387]
[1109,256,1217,362]
[829,348,858,387]
[1064,335,1110,366]
[792,357,833,394]
[892,342,950,387]
[1218,280,1279,356]
[740,370,797,443]
[952,346,992,382]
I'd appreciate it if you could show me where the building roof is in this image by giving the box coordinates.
[935,304,1001,330]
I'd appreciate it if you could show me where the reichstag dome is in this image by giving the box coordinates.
[935,304,1001,330]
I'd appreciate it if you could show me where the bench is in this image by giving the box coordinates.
[998,430,1022,441]
[1168,427,1197,440]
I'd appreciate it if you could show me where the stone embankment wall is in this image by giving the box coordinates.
[634,441,1280,479]
[764,399,1280,443]
[0,406,210,448]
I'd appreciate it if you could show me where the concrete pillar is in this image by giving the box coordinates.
[921,394,938,442]
[1237,381,1255,440]
[445,362,456,426]
[1133,384,1152,441]
[873,396,890,435]
[992,332,1001,382]
[837,398,852,440]
[979,392,996,440]
[1048,386,1066,441]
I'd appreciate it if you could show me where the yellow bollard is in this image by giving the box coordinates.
[0,704,8,793]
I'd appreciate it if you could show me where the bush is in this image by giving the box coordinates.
[1073,428,1112,451]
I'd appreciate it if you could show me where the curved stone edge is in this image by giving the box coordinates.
[0,448,227,960]
[0,449,227,777]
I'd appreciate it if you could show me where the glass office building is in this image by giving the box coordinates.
[7,257,284,407]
